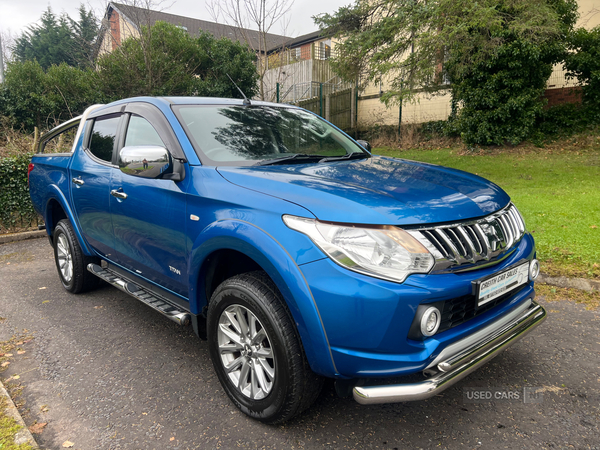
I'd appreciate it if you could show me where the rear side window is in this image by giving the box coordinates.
[89,116,120,162]
[41,122,79,154]
[125,115,164,148]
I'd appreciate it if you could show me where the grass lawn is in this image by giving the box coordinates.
[374,139,600,279]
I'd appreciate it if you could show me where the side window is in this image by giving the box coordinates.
[89,116,120,163]
[41,122,79,154]
[125,115,164,148]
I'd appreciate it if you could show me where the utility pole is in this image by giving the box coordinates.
[0,34,5,84]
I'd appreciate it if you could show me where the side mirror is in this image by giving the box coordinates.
[357,140,372,152]
[119,146,174,179]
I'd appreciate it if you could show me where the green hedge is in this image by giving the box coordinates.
[0,154,40,233]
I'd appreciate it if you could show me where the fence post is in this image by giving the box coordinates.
[319,83,323,117]
[325,93,330,122]
[276,83,280,103]
[398,98,403,140]
[351,86,356,129]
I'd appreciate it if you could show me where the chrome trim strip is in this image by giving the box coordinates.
[352,301,546,405]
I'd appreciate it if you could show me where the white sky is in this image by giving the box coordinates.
[0,0,350,42]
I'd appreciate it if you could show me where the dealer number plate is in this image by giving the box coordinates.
[476,262,530,307]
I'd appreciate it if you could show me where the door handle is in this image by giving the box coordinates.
[72,177,84,186]
[110,189,128,200]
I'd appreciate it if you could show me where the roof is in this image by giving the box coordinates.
[108,2,289,51]
[273,29,331,52]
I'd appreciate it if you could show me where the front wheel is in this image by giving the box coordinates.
[207,271,323,424]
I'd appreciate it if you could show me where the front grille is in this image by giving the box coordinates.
[438,284,527,333]
[408,203,526,270]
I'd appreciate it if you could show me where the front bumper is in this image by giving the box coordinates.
[353,299,546,405]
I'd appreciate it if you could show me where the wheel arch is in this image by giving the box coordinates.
[43,185,94,256]
[188,219,338,378]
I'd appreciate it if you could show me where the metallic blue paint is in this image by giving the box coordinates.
[29,96,540,383]
[216,156,510,225]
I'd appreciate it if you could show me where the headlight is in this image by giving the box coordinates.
[283,215,434,283]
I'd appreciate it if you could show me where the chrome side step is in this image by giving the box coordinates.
[87,263,191,326]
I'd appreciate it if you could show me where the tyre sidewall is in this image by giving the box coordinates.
[207,283,297,422]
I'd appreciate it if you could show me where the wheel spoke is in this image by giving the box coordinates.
[219,323,243,345]
[235,306,249,336]
[255,346,273,359]
[250,364,259,398]
[224,310,242,335]
[219,342,243,354]
[251,328,267,346]
[257,356,275,379]
[248,314,258,340]
[225,355,244,373]
[238,360,250,391]
[253,361,271,393]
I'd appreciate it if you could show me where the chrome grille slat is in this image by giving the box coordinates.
[422,230,447,258]
[445,228,468,260]
[432,229,461,262]
[410,204,526,271]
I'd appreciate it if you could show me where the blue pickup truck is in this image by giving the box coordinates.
[29,96,546,423]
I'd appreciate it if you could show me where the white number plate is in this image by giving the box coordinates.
[476,262,530,307]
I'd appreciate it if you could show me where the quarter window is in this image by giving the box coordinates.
[89,116,120,162]
[125,115,164,148]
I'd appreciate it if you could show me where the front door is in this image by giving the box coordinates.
[109,112,189,298]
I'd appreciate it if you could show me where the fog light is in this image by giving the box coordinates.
[420,306,441,337]
[529,259,540,281]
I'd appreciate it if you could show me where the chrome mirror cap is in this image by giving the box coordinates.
[119,145,171,179]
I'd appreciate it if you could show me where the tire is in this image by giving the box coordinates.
[53,219,99,294]
[207,271,323,424]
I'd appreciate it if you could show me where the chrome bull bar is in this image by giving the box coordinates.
[353,300,546,405]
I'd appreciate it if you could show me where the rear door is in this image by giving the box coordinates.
[109,103,189,298]
[70,111,123,258]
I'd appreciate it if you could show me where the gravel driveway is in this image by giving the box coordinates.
[1,237,598,450]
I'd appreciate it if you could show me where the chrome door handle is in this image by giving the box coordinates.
[110,189,128,200]
[72,177,84,186]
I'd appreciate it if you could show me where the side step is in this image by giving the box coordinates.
[87,263,191,326]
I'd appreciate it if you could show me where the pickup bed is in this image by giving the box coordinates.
[29,96,546,423]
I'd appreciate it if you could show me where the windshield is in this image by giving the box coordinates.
[173,105,369,166]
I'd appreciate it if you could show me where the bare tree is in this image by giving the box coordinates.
[0,29,15,83]
[208,0,293,100]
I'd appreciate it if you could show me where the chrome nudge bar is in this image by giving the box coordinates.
[353,300,546,405]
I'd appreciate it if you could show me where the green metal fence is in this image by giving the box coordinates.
[277,81,354,132]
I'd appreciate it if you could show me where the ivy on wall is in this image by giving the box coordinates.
[0,154,40,233]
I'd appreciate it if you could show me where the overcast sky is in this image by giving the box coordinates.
[0,0,350,41]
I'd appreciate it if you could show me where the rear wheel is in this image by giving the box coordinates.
[207,271,323,424]
[53,219,99,294]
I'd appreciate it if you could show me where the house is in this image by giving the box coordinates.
[98,2,289,56]
[357,0,600,128]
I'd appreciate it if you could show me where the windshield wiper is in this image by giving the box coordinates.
[319,152,370,163]
[256,154,327,166]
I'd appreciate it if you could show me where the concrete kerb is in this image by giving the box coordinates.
[0,379,39,448]
[0,230,46,245]
[537,273,600,293]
